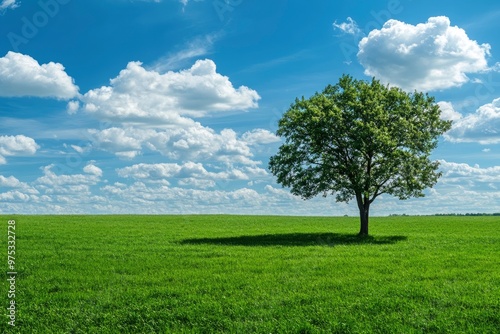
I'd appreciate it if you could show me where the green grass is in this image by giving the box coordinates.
[0,215,499,333]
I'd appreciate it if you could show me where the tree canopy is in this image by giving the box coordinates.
[269,75,452,235]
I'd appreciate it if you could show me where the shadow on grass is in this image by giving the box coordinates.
[181,233,407,247]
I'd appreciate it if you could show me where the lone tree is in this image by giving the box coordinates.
[269,75,451,236]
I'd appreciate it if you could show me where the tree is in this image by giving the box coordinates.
[269,75,452,236]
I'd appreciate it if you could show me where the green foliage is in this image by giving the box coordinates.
[269,75,452,206]
[1,215,499,333]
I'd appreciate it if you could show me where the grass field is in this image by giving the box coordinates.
[1,215,499,333]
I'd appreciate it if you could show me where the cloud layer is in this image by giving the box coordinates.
[116,162,268,189]
[86,125,278,163]
[4,158,499,215]
[358,16,491,91]
[76,58,276,169]
[51,57,281,214]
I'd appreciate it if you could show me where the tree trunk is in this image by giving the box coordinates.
[356,193,370,236]
[359,206,369,236]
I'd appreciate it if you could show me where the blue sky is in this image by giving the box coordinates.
[1,0,500,215]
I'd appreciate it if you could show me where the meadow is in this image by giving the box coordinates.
[0,215,499,333]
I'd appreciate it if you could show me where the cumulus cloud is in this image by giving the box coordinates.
[0,135,39,164]
[80,59,260,123]
[83,163,103,177]
[438,101,463,122]
[31,164,106,210]
[87,127,149,159]
[178,178,215,189]
[0,175,21,187]
[71,58,271,175]
[66,58,276,205]
[242,129,280,145]
[0,52,79,99]
[264,184,299,200]
[0,175,38,194]
[36,164,102,188]
[439,160,500,183]
[0,164,107,212]
[445,98,500,144]
[66,100,80,114]
[0,191,32,202]
[371,159,500,214]
[358,16,491,91]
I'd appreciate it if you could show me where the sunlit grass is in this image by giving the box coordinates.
[1,215,499,333]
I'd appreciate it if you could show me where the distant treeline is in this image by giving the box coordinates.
[433,213,500,216]
[389,213,500,217]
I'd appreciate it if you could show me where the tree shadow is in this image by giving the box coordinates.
[180,233,407,247]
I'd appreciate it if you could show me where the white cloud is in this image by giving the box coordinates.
[0,175,21,187]
[80,59,260,123]
[117,162,252,185]
[83,163,103,177]
[243,166,268,177]
[2,158,498,215]
[87,124,264,165]
[94,180,347,216]
[265,184,299,200]
[242,129,280,145]
[0,175,38,194]
[438,101,462,121]
[445,98,500,144]
[178,178,215,189]
[0,191,31,202]
[74,58,271,189]
[0,164,107,212]
[6,158,463,215]
[0,52,79,99]
[70,145,87,154]
[87,127,149,159]
[15,57,287,214]
[0,0,19,11]
[372,160,500,215]
[30,164,106,211]
[36,164,102,188]
[99,181,281,214]
[439,160,500,183]
[333,17,362,36]
[67,100,80,114]
[0,135,39,164]
[358,16,491,91]
[151,34,218,72]
[118,163,187,180]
